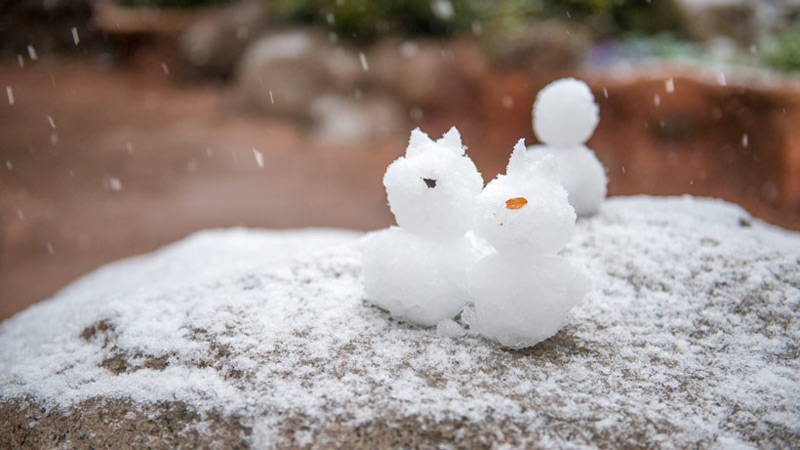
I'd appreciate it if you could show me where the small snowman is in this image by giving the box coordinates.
[470,140,589,349]
[362,127,484,327]
[529,78,607,217]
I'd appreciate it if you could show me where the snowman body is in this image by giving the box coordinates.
[470,253,588,348]
[529,144,607,217]
[529,78,607,217]
[362,228,475,326]
[470,140,589,348]
[362,127,483,327]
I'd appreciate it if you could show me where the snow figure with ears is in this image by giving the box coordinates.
[529,78,607,217]
[362,127,484,327]
[470,140,589,348]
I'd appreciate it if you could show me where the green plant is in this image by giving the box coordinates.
[272,0,485,41]
[766,24,800,72]
[116,0,234,8]
[271,0,684,42]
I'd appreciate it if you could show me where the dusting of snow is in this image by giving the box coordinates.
[1,197,799,447]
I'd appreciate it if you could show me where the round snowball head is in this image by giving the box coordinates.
[473,150,576,255]
[384,128,483,239]
[533,78,599,147]
[474,176,575,255]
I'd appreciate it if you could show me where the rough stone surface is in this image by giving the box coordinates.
[1,196,799,448]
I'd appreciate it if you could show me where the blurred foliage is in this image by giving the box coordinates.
[117,0,233,8]
[111,0,685,42]
[271,0,485,40]
[765,24,800,72]
[538,0,684,36]
[615,33,703,61]
[271,0,684,41]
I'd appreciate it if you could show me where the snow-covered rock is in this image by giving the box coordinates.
[2,196,799,448]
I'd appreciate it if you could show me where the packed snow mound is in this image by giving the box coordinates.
[2,197,799,448]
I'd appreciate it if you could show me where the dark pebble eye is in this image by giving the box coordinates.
[423,178,437,188]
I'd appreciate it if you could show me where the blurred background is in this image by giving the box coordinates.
[1,0,799,319]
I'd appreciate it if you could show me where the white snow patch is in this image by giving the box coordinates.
[1,197,798,447]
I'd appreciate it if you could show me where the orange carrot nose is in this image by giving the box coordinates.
[505,197,528,210]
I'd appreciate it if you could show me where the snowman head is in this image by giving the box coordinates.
[533,78,599,148]
[473,139,576,255]
[384,127,484,239]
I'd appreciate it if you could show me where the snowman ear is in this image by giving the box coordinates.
[437,126,465,156]
[506,139,529,176]
[406,128,433,157]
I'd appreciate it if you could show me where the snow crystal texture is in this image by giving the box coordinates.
[1,197,799,448]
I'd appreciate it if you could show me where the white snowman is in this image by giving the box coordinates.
[362,127,484,327]
[528,78,607,217]
[470,139,589,349]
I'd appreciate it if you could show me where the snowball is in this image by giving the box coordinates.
[362,227,475,327]
[473,141,576,255]
[533,78,599,148]
[528,144,607,217]
[384,127,484,240]
[470,254,589,349]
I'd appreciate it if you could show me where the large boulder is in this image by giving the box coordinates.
[366,38,489,112]
[1,197,799,448]
[308,94,406,142]
[232,29,363,118]
[179,0,269,79]
[489,21,592,74]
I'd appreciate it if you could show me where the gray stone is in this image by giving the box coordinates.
[366,38,489,111]
[179,1,269,79]
[232,29,363,117]
[309,94,406,141]
[490,21,592,73]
